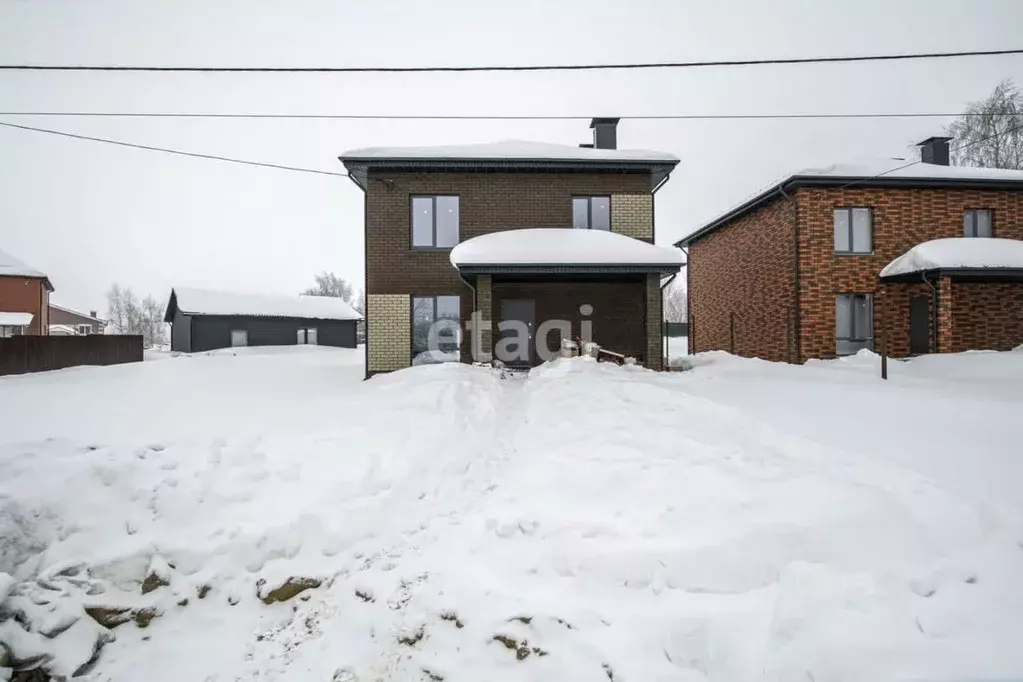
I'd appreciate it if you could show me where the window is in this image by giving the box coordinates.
[0,326,18,338]
[77,324,92,335]
[572,196,610,230]
[964,209,993,238]
[297,328,318,345]
[835,294,873,355]
[412,196,459,248]
[412,295,460,362]
[834,208,872,254]
[230,329,248,347]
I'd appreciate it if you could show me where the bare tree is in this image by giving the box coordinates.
[946,79,1023,170]
[303,272,355,302]
[663,280,688,323]
[106,284,168,348]
[351,288,365,315]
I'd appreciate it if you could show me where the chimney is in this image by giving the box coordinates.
[590,117,620,150]
[917,136,952,166]
[90,310,97,318]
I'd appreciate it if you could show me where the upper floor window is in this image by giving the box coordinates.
[412,196,459,248]
[834,208,872,254]
[572,196,610,230]
[963,209,993,238]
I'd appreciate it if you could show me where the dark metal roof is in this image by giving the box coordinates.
[676,173,1023,247]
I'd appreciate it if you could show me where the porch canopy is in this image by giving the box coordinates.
[0,312,34,326]
[880,237,1023,282]
[449,228,684,276]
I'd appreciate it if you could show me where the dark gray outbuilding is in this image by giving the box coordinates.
[164,287,361,353]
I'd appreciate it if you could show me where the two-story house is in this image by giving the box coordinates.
[49,303,107,335]
[0,247,53,336]
[677,137,1023,362]
[341,119,683,377]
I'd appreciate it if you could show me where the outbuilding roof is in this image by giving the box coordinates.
[165,287,363,322]
[677,161,1023,247]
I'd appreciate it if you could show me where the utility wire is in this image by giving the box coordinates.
[0,111,1013,121]
[0,120,347,177]
[1,48,1021,73]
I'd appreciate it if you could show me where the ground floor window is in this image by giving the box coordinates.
[835,293,873,355]
[77,324,92,335]
[230,329,248,347]
[0,325,24,338]
[412,295,460,363]
[297,328,318,345]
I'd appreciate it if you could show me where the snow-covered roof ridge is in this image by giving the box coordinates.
[171,287,363,321]
[50,303,107,323]
[341,140,678,164]
[450,228,683,268]
[880,238,1023,278]
[0,247,47,279]
[795,160,1023,182]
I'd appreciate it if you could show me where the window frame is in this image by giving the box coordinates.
[77,324,92,335]
[410,294,461,360]
[410,195,460,250]
[835,292,874,356]
[572,195,612,231]
[833,207,873,255]
[963,208,994,238]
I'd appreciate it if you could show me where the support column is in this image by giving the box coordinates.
[474,275,493,363]
[937,276,954,353]
[646,273,664,371]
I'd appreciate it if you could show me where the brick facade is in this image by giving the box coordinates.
[688,196,796,361]
[948,281,1023,352]
[611,194,654,241]
[645,273,663,370]
[363,170,664,374]
[366,294,410,373]
[0,276,50,335]
[689,185,1023,362]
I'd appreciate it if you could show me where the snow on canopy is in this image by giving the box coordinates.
[0,312,33,326]
[449,228,684,268]
[341,140,678,164]
[880,238,1023,278]
[0,248,47,279]
[171,287,362,321]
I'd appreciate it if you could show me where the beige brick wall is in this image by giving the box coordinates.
[645,273,663,371]
[611,194,653,241]
[367,294,410,372]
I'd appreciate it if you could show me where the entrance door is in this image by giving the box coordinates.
[909,295,930,355]
[231,329,248,347]
[498,299,536,366]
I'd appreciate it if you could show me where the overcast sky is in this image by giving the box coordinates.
[2,0,1022,313]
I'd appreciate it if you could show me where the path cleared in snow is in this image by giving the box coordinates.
[1,346,1022,681]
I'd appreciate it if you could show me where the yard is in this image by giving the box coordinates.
[1,346,1022,681]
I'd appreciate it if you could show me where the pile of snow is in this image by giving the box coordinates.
[170,287,363,321]
[0,312,33,327]
[0,248,47,280]
[342,140,678,164]
[2,347,1023,680]
[880,237,1023,278]
[450,228,683,267]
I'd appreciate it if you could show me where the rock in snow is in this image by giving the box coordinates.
[1,346,1023,681]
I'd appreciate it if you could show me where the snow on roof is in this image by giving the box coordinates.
[342,140,678,164]
[0,248,47,279]
[449,228,683,268]
[172,287,363,321]
[0,312,34,326]
[795,161,1023,182]
[48,324,78,335]
[880,238,1023,278]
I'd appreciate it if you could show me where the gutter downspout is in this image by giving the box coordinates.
[922,272,938,353]
[777,185,800,364]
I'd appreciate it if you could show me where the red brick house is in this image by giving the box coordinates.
[677,137,1023,362]
[340,119,683,377]
[0,248,53,336]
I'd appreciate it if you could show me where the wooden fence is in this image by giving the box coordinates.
[0,335,144,377]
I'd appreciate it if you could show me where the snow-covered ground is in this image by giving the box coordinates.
[2,346,1023,681]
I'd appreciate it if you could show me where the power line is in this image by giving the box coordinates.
[0,111,1010,121]
[1,48,1021,73]
[0,121,347,177]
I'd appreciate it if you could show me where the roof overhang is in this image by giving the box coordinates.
[456,263,682,276]
[341,158,678,192]
[881,267,1023,283]
[677,175,1023,247]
